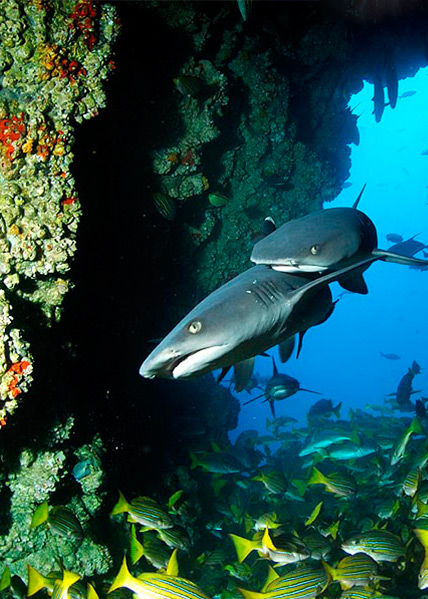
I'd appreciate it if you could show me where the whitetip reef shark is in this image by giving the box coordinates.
[139,257,379,380]
[251,206,428,294]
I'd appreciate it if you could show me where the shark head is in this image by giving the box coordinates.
[251,208,378,273]
[139,314,235,380]
[139,267,277,379]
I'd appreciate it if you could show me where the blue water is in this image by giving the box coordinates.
[228,66,428,440]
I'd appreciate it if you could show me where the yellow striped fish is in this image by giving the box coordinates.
[322,553,380,589]
[414,528,428,588]
[341,530,405,563]
[108,557,211,599]
[111,491,173,530]
[307,467,357,497]
[238,563,330,599]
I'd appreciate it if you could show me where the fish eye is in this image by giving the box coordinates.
[310,245,319,255]
[188,320,202,334]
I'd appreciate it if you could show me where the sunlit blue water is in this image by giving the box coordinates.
[228,66,428,440]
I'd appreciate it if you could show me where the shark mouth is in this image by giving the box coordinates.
[172,345,228,379]
[271,264,328,273]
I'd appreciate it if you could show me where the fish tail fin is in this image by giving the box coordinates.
[110,491,129,516]
[189,452,200,470]
[292,478,307,496]
[410,417,423,436]
[108,558,133,593]
[262,527,276,551]
[166,548,179,576]
[307,467,327,486]
[87,583,99,599]
[238,589,264,599]
[333,402,342,419]
[229,534,258,563]
[61,571,80,591]
[321,560,336,582]
[415,528,428,550]
[0,566,11,592]
[27,566,49,597]
[130,525,145,565]
[261,565,279,592]
[30,500,50,529]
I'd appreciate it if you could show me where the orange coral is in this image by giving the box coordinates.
[0,114,26,160]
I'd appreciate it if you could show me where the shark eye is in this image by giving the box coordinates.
[310,245,319,255]
[188,320,202,334]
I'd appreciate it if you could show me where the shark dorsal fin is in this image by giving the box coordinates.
[352,183,367,209]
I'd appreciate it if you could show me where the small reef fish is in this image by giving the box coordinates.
[307,398,342,420]
[108,557,211,599]
[173,75,203,98]
[388,234,428,257]
[153,192,177,222]
[299,429,357,456]
[230,528,310,565]
[399,90,416,98]
[307,467,357,497]
[251,470,287,494]
[341,530,405,563]
[322,553,381,589]
[110,491,173,530]
[414,528,428,589]
[27,567,80,599]
[190,450,244,474]
[390,417,423,465]
[31,501,83,540]
[386,233,403,244]
[238,563,330,599]
[380,352,401,360]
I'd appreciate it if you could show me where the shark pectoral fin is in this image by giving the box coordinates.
[373,249,428,266]
[290,256,379,304]
[338,272,368,294]
[269,399,276,419]
[278,336,295,363]
[233,358,255,392]
[243,393,265,405]
[217,366,231,384]
[296,331,305,359]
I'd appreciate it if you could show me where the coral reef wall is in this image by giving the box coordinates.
[0,0,118,425]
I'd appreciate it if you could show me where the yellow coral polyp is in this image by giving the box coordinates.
[22,138,34,153]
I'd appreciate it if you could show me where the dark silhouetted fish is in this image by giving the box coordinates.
[388,234,428,257]
[153,192,176,221]
[386,233,403,244]
[381,352,401,360]
[412,360,422,374]
[244,357,321,419]
[308,398,342,420]
[399,90,416,98]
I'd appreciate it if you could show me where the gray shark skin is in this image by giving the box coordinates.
[139,258,378,380]
[250,207,428,294]
[251,208,377,273]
